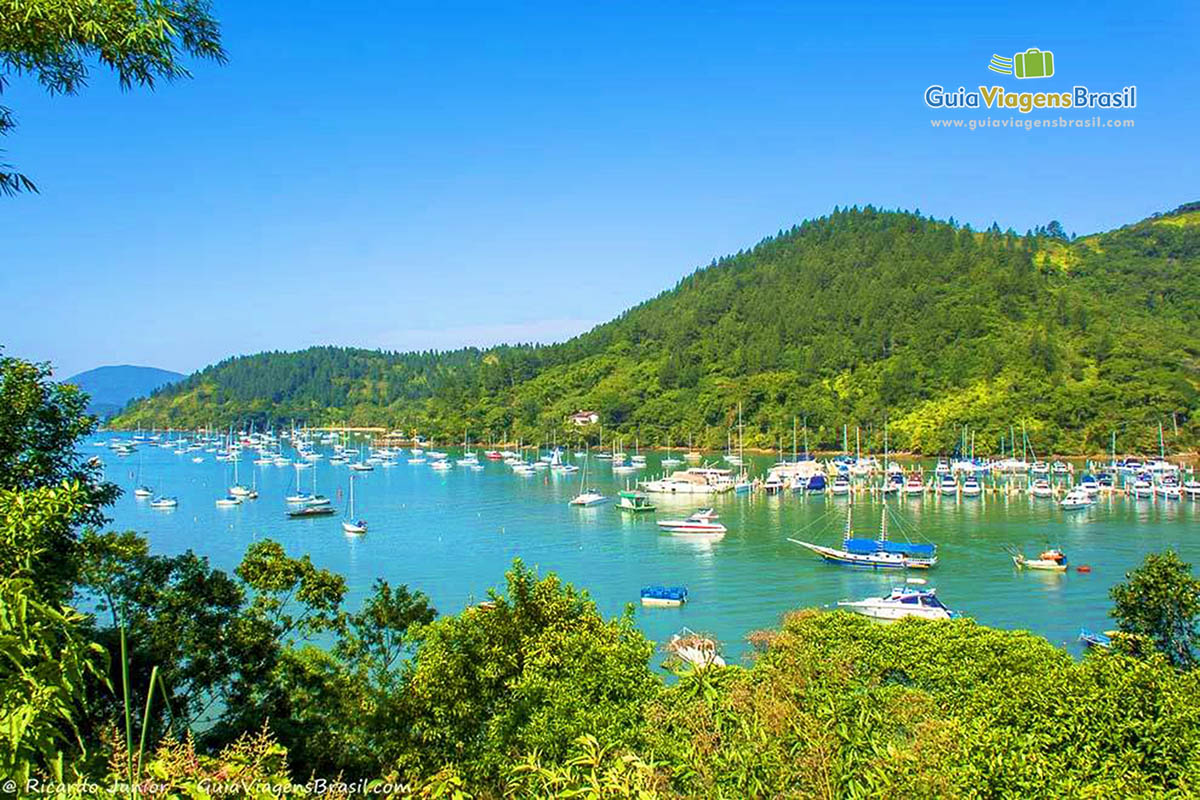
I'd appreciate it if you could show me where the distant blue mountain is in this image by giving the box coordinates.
[64,365,185,419]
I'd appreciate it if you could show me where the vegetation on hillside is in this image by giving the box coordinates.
[5,352,1200,797]
[112,205,1200,455]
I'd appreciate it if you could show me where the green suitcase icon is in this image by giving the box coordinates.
[1014,48,1054,79]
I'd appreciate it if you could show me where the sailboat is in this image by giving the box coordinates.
[341,475,367,534]
[228,454,251,497]
[133,448,153,497]
[569,453,607,506]
[788,506,937,569]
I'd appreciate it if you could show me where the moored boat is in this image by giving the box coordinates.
[640,585,687,607]
[617,490,656,512]
[1012,548,1068,571]
[657,512,726,536]
[788,506,937,570]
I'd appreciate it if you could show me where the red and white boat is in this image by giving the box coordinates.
[657,511,727,536]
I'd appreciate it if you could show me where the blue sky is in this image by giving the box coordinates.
[2,1,1196,377]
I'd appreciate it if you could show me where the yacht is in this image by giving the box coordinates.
[640,468,734,495]
[837,587,954,621]
[1030,479,1054,498]
[1059,488,1093,509]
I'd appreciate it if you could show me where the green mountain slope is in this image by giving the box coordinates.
[112,206,1200,454]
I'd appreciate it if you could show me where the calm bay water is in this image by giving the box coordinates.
[98,435,1199,663]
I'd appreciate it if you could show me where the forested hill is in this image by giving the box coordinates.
[112,205,1200,455]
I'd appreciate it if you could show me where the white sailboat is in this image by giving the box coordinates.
[569,453,607,506]
[341,475,367,534]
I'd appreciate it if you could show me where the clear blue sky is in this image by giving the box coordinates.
[2,1,1196,377]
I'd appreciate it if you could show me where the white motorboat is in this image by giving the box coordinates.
[149,496,178,509]
[1059,488,1093,509]
[837,587,954,621]
[657,513,727,536]
[1030,479,1054,498]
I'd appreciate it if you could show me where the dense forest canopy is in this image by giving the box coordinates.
[111,205,1200,455]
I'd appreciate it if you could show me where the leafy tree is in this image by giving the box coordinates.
[0,0,226,194]
[1110,550,1200,668]
[398,559,659,789]
[0,355,117,598]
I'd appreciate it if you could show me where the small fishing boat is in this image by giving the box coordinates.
[665,627,725,669]
[617,490,656,512]
[287,505,336,519]
[837,587,954,621]
[1078,628,1113,649]
[640,585,687,607]
[657,513,726,535]
[149,496,178,509]
[1060,488,1093,509]
[1012,548,1068,571]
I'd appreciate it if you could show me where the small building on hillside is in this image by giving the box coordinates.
[569,410,600,426]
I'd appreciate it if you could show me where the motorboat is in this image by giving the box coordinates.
[1012,548,1067,571]
[1059,488,1093,509]
[287,505,336,518]
[133,486,154,498]
[829,475,851,496]
[1155,476,1182,500]
[904,475,925,496]
[657,512,727,536]
[1030,479,1054,498]
[215,495,242,507]
[837,587,954,621]
[938,475,958,496]
[640,468,734,495]
[149,496,178,509]
[961,475,981,497]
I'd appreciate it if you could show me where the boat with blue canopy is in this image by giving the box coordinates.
[788,506,937,570]
[640,585,688,606]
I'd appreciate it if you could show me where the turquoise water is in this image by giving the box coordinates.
[98,436,1199,664]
